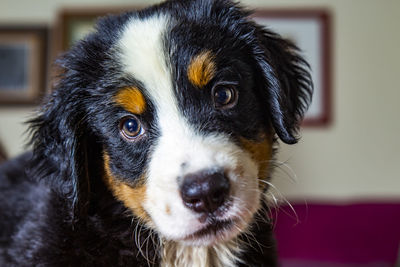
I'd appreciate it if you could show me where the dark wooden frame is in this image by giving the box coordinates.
[0,140,6,162]
[0,26,47,105]
[54,7,141,56]
[252,9,333,127]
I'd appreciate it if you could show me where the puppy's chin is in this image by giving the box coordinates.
[179,217,247,247]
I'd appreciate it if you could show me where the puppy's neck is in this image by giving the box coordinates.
[161,239,241,267]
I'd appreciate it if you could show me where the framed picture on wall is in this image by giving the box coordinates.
[54,7,141,56]
[0,140,6,162]
[0,27,47,105]
[253,9,332,126]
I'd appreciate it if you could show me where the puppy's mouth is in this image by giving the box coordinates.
[183,218,236,243]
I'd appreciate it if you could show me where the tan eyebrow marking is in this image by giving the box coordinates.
[187,50,216,88]
[114,87,146,114]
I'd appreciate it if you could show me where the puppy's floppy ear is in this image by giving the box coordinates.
[253,27,313,144]
[28,14,128,221]
[29,53,93,222]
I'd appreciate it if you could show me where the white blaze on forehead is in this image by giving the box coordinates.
[116,14,261,244]
[118,14,172,99]
[117,13,198,153]
[117,14,183,133]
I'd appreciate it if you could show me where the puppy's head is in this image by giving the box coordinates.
[32,0,311,246]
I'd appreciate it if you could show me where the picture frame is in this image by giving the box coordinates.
[54,7,141,55]
[0,27,47,105]
[0,140,6,162]
[252,9,332,126]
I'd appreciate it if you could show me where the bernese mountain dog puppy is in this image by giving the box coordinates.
[0,0,312,266]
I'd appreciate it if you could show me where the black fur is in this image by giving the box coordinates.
[0,0,312,266]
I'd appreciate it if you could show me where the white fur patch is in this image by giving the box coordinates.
[117,13,172,97]
[116,12,261,256]
[161,240,242,267]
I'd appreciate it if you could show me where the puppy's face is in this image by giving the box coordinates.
[97,14,273,246]
[63,0,310,247]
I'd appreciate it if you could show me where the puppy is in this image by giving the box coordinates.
[0,0,312,266]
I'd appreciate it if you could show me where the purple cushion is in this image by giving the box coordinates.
[274,203,400,266]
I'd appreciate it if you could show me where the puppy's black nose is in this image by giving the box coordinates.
[180,170,230,214]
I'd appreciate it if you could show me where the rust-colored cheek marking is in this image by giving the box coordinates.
[187,50,216,88]
[103,152,151,222]
[240,136,273,190]
[114,87,146,114]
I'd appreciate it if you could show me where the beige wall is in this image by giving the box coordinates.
[0,0,399,201]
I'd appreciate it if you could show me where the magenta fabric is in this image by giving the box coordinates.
[274,202,400,265]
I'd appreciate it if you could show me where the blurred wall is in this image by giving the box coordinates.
[0,0,399,201]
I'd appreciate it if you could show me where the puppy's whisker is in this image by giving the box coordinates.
[267,159,298,183]
[246,229,264,252]
[261,180,299,225]
[134,221,141,256]
[135,222,147,260]
[233,224,253,250]
[262,192,280,229]
[143,229,155,266]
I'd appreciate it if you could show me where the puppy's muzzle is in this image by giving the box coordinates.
[180,169,230,214]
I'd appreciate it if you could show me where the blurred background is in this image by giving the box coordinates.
[0,0,399,266]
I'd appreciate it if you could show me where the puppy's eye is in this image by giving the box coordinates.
[119,116,143,140]
[213,86,238,109]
